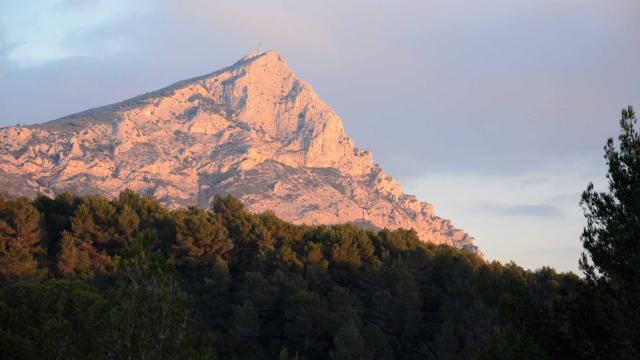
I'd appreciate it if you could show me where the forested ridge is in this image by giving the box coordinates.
[0,107,638,359]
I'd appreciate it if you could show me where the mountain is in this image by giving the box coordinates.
[0,51,477,253]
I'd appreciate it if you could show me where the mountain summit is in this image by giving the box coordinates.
[0,51,477,252]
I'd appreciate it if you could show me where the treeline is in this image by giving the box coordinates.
[0,107,639,359]
[0,191,603,359]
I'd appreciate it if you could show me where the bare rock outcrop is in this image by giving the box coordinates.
[0,51,478,253]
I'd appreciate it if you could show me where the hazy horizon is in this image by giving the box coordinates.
[2,0,640,272]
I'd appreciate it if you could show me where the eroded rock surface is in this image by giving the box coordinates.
[0,51,478,253]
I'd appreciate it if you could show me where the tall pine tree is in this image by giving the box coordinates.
[580,106,640,358]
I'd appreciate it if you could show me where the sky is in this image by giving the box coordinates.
[1,0,639,272]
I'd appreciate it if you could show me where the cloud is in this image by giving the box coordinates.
[0,31,20,77]
[55,0,100,12]
[58,7,148,59]
[479,203,564,218]
[400,164,602,272]
[0,0,143,67]
[547,192,582,207]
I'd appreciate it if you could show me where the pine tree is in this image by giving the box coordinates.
[0,197,43,280]
[331,320,367,360]
[57,231,93,278]
[101,232,192,359]
[117,205,140,244]
[172,208,231,267]
[0,197,43,253]
[278,346,290,360]
[0,244,38,280]
[580,106,640,358]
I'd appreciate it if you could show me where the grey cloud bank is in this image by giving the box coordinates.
[479,203,565,218]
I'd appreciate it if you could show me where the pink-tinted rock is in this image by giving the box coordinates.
[0,51,478,254]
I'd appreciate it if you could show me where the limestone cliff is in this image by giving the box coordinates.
[0,51,477,252]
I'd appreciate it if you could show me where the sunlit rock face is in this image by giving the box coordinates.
[0,51,478,253]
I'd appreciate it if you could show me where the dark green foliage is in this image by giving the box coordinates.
[580,106,640,358]
[101,232,193,360]
[581,106,640,285]
[172,206,231,267]
[0,280,104,359]
[0,190,609,359]
[1,104,638,360]
[0,196,43,280]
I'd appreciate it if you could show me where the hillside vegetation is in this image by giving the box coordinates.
[0,190,604,359]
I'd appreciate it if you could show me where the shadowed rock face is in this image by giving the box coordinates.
[0,51,478,253]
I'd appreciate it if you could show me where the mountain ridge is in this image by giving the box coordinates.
[0,51,478,253]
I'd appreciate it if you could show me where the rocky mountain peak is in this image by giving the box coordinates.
[0,51,478,254]
[239,50,287,67]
